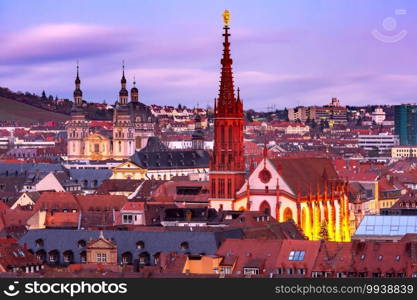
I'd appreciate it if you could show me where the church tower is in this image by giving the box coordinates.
[209,10,245,210]
[119,63,129,105]
[192,114,204,150]
[67,63,88,160]
[112,63,135,160]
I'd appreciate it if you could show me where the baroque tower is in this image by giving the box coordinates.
[112,63,135,160]
[67,63,88,160]
[209,10,245,210]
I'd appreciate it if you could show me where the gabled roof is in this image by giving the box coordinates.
[34,191,80,212]
[312,241,352,272]
[75,195,127,212]
[216,239,284,274]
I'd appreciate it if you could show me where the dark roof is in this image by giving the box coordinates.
[0,163,63,177]
[130,137,209,170]
[69,169,112,189]
[19,228,244,264]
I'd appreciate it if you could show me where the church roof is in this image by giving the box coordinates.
[270,157,339,196]
[141,137,168,152]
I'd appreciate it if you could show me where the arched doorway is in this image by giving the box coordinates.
[283,207,293,221]
[259,201,271,215]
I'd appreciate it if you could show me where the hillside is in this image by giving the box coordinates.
[0,96,70,124]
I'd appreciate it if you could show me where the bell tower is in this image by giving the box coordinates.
[113,63,135,160]
[209,10,245,210]
[67,62,88,160]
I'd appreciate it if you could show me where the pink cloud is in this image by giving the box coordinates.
[0,23,137,64]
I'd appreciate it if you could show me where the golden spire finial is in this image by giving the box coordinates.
[223,10,231,26]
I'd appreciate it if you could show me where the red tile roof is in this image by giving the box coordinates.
[34,191,79,212]
[44,212,79,228]
[270,157,339,196]
[216,239,284,275]
[75,195,127,212]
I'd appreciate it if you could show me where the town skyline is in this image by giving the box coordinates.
[2,0,417,110]
[2,4,417,283]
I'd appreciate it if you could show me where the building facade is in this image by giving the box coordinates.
[358,133,399,154]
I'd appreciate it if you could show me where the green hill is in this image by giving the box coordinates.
[0,96,69,124]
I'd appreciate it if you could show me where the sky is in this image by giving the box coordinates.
[1,0,417,110]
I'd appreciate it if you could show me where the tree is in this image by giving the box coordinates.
[41,90,47,101]
[319,220,329,241]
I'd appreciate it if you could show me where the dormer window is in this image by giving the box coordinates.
[288,250,305,261]
[180,242,189,250]
[35,239,44,248]
[136,241,145,249]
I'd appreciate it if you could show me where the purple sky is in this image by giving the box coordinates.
[1,0,417,110]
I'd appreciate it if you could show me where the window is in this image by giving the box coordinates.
[80,251,86,263]
[77,240,86,248]
[136,241,145,249]
[395,255,400,261]
[378,255,383,261]
[298,268,305,275]
[211,179,216,197]
[227,179,232,198]
[243,268,259,275]
[287,268,294,275]
[49,253,58,263]
[123,214,133,224]
[180,242,189,250]
[219,179,225,198]
[35,239,44,248]
[96,253,107,263]
[288,250,305,261]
